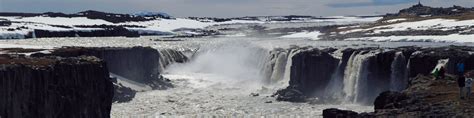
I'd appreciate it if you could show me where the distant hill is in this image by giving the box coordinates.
[386,3,474,17]
[0,10,173,23]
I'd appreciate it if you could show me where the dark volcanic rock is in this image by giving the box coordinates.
[274,86,307,102]
[0,55,114,118]
[32,46,187,103]
[49,46,188,89]
[322,108,360,118]
[374,91,409,110]
[408,46,472,77]
[0,19,11,26]
[289,48,339,97]
[110,77,136,103]
[393,3,473,17]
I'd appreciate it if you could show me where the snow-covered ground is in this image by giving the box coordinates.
[335,18,474,43]
[343,18,474,34]
[0,16,265,39]
[0,16,381,39]
[281,31,322,40]
[346,34,474,43]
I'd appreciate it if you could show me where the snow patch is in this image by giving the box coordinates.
[346,34,474,43]
[281,31,322,40]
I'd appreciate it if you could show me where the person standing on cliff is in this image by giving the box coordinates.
[458,75,466,99]
[439,67,446,80]
[457,62,465,77]
[466,76,473,99]
[433,68,440,80]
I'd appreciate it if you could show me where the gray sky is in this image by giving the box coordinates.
[0,0,473,17]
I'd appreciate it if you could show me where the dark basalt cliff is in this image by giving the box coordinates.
[32,46,187,103]
[290,48,339,97]
[320,46,474,117]
[0,55,114,118]
[276,46,474,105]
[47,46,188,90]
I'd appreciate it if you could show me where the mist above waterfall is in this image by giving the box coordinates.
[164,40,270,91]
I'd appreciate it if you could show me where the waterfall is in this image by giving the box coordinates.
[32,31,37,39]
[342,51,374,103]
[164,41,271,90]
[280,49,302,87]
[323,49,346,101]
[324,59,344,100]
[158,49,188,73]
[390,52,408,91]
[264,50,289,84]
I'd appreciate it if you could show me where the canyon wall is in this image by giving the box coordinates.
[274,46,474,105]
[49,47,188,89]
[0,55,114,118]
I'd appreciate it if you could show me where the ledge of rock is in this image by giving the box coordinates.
[0,54,114,118]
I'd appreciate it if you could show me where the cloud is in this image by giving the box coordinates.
[328,0,416,7]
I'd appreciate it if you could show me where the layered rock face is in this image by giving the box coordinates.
[317,46,474,117]
[370,75,471,117]
[0,55,114,118]
[49,47,188,89]
[326,74,474,117]
[275,46,474,105]
[288,48,339,97]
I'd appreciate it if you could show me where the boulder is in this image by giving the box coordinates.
[322,108,360,118]
[374,91,409,110]
[274,86,307,102]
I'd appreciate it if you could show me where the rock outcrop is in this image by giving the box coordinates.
[49,46,188,90]
[32,46,187,103]
[390,3,473,17]
[0,54,114,118]
[110,77,136,103]
[322,108,360,118]
[288,48,339,97]
[274,48,339,102]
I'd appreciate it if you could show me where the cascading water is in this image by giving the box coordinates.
[262,49,289,85]
[390,52,408,91]
[343,51,374,104]
[324,61,345,101]
[158,49,188,73]
[164,40,271,91]
[280,49,301,87]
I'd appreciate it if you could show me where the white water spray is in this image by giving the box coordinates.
[343,51,374,103]
[165,41,270,91]
[390,52,408,91]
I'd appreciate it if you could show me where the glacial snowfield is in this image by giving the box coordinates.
[0,36,472,117]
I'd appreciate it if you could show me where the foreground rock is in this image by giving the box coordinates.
[373,74,474,117]
[110,77,136,103]
[0,54,114,118]
[4,47,187,103]
[322,108,362,118]
[324,74,474,117]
